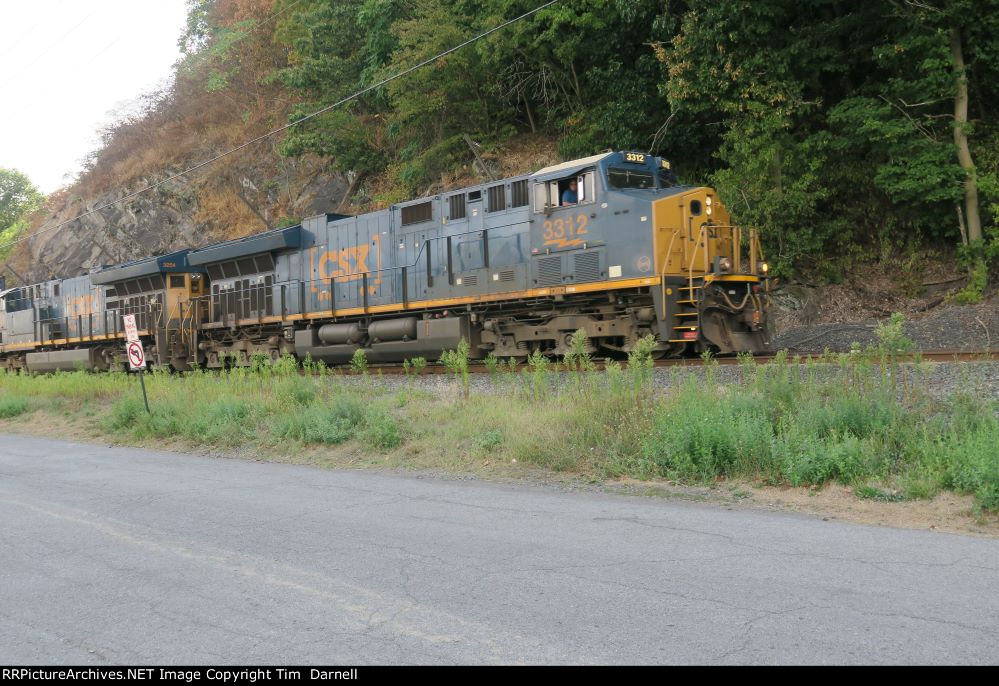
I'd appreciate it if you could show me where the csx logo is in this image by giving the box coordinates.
[66,294,99,316]
[311,235,382,300]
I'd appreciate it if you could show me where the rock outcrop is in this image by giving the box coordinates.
[13,153,348,283]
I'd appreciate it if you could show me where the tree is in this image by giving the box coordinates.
[0,168,42,232]
[661,0,999,280]
[275,0,404,179]
[0,168,43,266]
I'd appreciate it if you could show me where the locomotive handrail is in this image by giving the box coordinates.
[688,224,708,295]
[660,229,681,319]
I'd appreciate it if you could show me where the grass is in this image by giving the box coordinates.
[0,395,29,418]
[0,327,996,512]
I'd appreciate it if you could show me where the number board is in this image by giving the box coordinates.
[623,152,647,164]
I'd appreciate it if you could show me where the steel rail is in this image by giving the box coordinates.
[299,349,999,376]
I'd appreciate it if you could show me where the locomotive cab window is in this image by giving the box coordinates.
[658,167,678,188]
[608,167,655,190]
[533,171,595,213]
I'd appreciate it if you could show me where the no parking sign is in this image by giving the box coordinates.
[122,314,150,412]
[127,340,146,371]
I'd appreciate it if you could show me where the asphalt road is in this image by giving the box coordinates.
[1,435,997,665]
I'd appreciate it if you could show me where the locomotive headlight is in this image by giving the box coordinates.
[706,196,713,206]
[718,257,732,273]
[758,261,769,275]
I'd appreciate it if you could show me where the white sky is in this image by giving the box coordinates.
[0,0,189,193]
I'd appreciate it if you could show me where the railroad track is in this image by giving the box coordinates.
[334,349,999,376]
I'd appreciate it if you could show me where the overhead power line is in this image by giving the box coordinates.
[0,0,560,264]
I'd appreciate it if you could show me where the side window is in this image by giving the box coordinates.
[534,170,597,213]
[533,183,550,213]
[581,171,595,202]
[557,171,595,208]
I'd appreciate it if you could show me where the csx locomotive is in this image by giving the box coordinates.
[0,151,771,373]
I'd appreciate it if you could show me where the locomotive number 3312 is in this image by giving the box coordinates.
[542,214,589,247]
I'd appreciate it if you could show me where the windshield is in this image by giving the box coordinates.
[658,168,678,188]
[608,167,655,190]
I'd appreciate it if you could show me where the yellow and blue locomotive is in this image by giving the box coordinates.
[0,151,770,372]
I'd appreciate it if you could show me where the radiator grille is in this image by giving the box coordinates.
[573,252,601,283]
[499,269,515,282]
[537,256,563,286]
[510,180,529,208]
[448,194,466,220]
[463,274,478,287]
[487,184,506,213]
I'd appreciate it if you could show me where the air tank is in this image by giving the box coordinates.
[318,322,364,344]
[368,317,417,342]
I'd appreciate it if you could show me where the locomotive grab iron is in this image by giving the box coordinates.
[0,151,771,373]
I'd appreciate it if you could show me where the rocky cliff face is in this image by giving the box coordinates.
[13,152,348,283]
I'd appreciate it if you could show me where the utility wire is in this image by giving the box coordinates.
[0,0,559,262]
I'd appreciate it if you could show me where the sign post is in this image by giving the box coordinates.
[123,315,150,414]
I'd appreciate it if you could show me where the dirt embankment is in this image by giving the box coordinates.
[771,262,998,352]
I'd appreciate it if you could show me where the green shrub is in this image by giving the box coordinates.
[278,379,316,406]
[525,349,550,400]
[484,352,500,377]
[776,430,880,486]
[476,428,504,452]
[350,348,368,375]
[0,395,29,418]
[564,329,594,373]
[440,339,471,398]
[186,398,252,445]
[272,395,365,444]
[402,357,424,376]
[273,409,353,444]
[361,408,402,450]
[797,390,899,440]
[106,397,144,431]
[638,386,773,481]
[925,420,999,510]
[874,312,913,357]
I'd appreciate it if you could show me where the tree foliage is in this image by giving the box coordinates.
[0,168,42,232]
[0,168,42,262]
[178,0,999,279]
